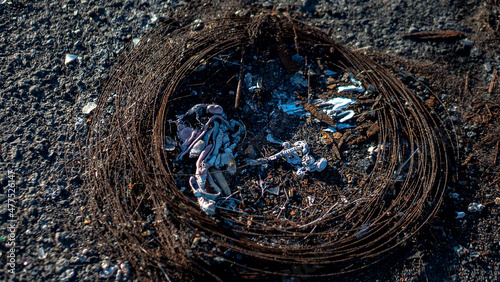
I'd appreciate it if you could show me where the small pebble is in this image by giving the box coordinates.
[64,54,78,65]
[82,102,97,114]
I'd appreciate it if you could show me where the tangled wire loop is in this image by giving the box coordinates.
[86,13,449,279]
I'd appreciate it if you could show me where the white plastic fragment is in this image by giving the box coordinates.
[82,102,97,114]
[150,12,158,23]
[319,97,355,112]
[337,85,365,93]
[337,110,355,123]
[65,54,78,65]
[455,211,465,219]
[467,202,485,212]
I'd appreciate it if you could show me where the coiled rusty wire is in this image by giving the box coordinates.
[85,11,450,280]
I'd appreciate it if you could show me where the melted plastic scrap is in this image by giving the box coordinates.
[280,97,356,131]
[175,104,245,214]
[249,138,327,178]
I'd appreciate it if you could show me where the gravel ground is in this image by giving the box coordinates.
[1,0,499,281]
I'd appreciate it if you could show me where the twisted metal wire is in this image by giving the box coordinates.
[85,12,450,279]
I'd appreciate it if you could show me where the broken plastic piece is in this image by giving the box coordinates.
[455,211,465,219]
[337,110,355,123]
[319,97,355,113]
[467,202,485,212]
[337,85,365,93]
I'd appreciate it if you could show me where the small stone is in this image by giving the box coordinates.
[38,247,47,259]
[484,62,492,72]
[267,187,280,195]
[132,38,141,47]
[64,54,78,65]
[408,26,419,33]
[495,197,500,205]
[82,102,97,114]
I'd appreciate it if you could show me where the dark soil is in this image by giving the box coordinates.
[1,0,499,281]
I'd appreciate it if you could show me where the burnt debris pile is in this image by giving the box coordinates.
[85,12,450,280]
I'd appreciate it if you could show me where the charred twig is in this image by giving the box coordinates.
[235,46,245,109]
[403,30,465,41]
[489,68,497,94]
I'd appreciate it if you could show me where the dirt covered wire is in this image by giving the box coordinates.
[85,12,450,279]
